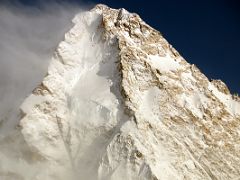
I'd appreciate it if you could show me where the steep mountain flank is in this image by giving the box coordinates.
[0,4,240,180]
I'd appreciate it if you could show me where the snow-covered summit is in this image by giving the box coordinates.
[1,4,240,180]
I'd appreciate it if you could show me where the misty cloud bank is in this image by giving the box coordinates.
[0,1,86,134]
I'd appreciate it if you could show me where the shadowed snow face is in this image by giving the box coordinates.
[0,2,84,133]
[0,4,124,180]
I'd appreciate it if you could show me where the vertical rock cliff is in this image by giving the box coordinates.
[1,4,240,180]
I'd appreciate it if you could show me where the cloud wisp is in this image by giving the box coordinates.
[0,1,85,134]
[0,1,99,179]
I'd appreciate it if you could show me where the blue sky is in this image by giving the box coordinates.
[7,0,240,94]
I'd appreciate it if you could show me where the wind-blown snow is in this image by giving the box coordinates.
[18,9,126,180]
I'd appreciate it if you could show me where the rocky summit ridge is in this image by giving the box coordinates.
[0,4,240,180]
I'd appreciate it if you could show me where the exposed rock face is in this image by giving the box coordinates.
[1,4,240,180]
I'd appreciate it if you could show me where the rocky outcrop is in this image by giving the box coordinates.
[0,4,240,180]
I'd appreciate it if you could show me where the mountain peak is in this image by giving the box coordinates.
[1,5,240,180]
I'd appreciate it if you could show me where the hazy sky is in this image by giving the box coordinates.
[2,0,240,93]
